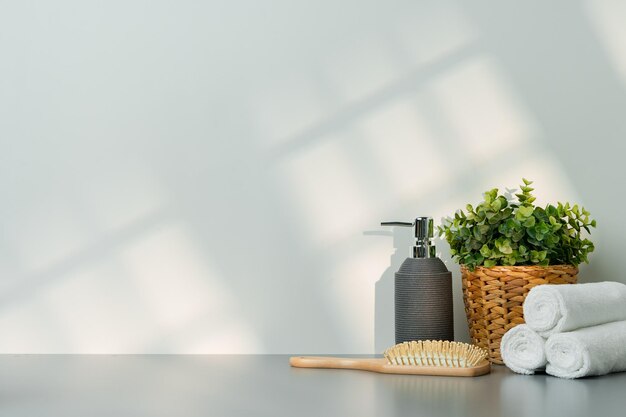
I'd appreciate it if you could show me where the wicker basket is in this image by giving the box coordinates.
[461,264,578,364]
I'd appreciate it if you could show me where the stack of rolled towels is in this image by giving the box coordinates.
[501,281,626,379]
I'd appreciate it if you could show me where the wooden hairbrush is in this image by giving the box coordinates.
[290,340,490,377]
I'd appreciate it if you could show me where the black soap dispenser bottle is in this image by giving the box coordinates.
[382,217,454,343]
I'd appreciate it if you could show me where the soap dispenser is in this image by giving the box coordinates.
[381,217,454,343]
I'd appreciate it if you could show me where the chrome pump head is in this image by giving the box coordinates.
[381,217,436,258]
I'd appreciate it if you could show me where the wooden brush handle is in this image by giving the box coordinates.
[290,356,379,372]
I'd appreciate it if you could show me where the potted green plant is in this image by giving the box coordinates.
[437,179,595,363]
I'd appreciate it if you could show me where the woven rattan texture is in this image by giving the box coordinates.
[461,264,578,364]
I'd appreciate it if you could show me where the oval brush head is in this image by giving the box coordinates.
[383,340,488,368]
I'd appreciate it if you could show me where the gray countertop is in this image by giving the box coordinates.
[0,355,625,417]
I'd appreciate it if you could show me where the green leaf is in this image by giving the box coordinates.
[484,259,497,267]
[536,222,550,235]
[511,230,525,242]
[473,226,484,241]
[495,237,513,254]
[518,206,534,218]
[522,178,532,186]
[484,189,498,204]
[488,214,501,225]
[568,219,580,232]
[530,250,541,263]
[546,205,558,217]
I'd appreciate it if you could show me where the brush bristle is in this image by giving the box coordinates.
[383,340,487,368]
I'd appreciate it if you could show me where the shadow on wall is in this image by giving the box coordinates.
[456,0,626,286]
[365,227,413,353]
[1,0,625,354]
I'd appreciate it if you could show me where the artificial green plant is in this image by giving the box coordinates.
[437,179,596,271]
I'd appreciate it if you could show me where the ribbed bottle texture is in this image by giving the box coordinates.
[395,257,454,343]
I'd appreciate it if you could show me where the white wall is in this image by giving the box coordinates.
[1,0,625,353]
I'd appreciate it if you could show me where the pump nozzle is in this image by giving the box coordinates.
[380,221,413,227]
[381,217,436,258]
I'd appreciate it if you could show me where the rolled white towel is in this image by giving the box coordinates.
[501,324,546,375]
[523,281,626,337]
[545,320,626,379]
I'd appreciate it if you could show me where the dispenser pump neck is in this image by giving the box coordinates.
[381,217,436,258]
